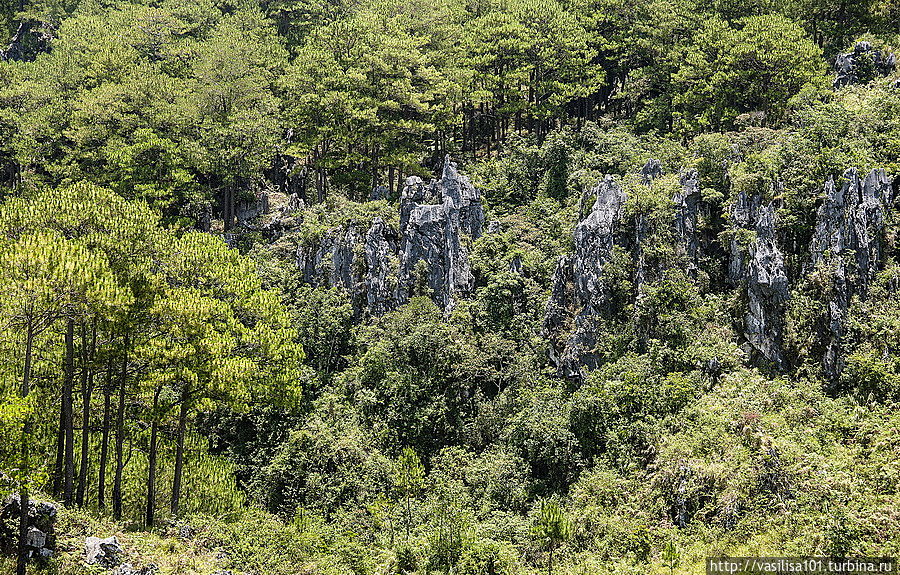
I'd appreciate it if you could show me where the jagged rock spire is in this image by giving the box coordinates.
[295,156,485,317]
[543,161,896,379]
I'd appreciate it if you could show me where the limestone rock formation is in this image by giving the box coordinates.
[545,176,628,377]
[546,160,789,376]
[236,192,271,226]
[0,496,56,562]
[673,169,703,276]
[547,159,731,377]
[807,168,893,378]
[365,217,400,316]
[296,223,370,314]
[545,160,895,379]
[834,41,896,88]
[727,191,789,366]
[399,159,482,311]
[293,156,484,316]
[640,158,663,184]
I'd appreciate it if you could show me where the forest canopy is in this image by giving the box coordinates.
[1,0,900,573]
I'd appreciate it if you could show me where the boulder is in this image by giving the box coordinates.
[0,495,57,562]
[85,535,125,568]
[113,563,158,575]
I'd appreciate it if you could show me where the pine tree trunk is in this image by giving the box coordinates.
[170,393,189,517]
[97,358,112,511]
[112,334,128,520]
[63,318,75,506]
[76,320,95,506]
[53,401,64,497]
[16,319,34,575]
[228,185,235,230]
[145,386,161,527]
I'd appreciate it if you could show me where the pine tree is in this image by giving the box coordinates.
[0,231,124,574]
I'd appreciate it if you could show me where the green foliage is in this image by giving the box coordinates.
[0,182,303,531]
[842,264,900,402]
[456,538,518,575]
[340,297,490,455]
[394,447,425,543]
[253,400,391,519]
[4,0,900,572]
[498,380,583,494]
[1,1,285,222]
[673,14,825,135]
[531,498,571,575]
[290,286,354,377]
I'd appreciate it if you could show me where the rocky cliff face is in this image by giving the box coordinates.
[544,162,895,381]
[246,153,894,383]
[728,191,789,367]
[545,176,628,376]
[807,168,893,378]
[546,177,627,377]
[293,157,484,317]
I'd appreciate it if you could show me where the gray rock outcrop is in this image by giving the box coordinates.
[296,223,370,314]
[545,176,628,377]
[545,160,895,380]
[294,156,484,316]
[807,168,892,378]
[640,158,663,184]
[727,191,789,366]
[834,41,896,89]
[546,160,728,377]
[399,158,482,311]
[365,217,401,316]
[546,160,790,375]
[674,170,703,276]
[236,192,271,225]
[85,535,125,567]
[0,495,56,562]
